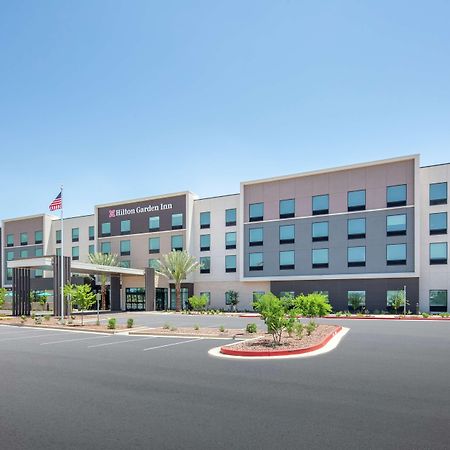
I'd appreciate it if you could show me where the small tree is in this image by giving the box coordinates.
[390,291,406,314]
[293,292,332,317]
[348,292,364,313]
[226,290,239,312]
[0,287,7,309]
[64,284,96,325]
[188,294,208,312]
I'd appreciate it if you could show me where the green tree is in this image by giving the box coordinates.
[0,287,7,309]
[293,292,332,317]
[226,290,239,312]
[64,283,96,325]
[390,290,406,314]
[348,292,364,313]
[155,251,201,312]
[88,253,120,310]
[188,294,208,312]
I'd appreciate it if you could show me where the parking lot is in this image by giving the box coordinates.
[1,315,450,450]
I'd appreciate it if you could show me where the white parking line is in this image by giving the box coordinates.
[40,335,109,345]
[142,338,203,352]
[0,333,60,342]
[88,336,159,348]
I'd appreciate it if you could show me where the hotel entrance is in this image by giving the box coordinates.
[155,288,168,311]
[125,288,146,311]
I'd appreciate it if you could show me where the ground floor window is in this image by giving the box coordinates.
[386,290,405,308]
[280,291,295,298]
[347,291,366,310]
[170,288,189,310]
[125,288,145,311]
[429,290,448,312]
[252,291,265,303]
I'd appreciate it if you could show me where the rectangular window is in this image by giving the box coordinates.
[347,291,366,308]
[279,224,295,244]
[72,246,79,260]
[249,228,263,246]
[225,232,236,249]
[34,269,43,279]
[429,212,447,235]
[56,230,61,244]
[35,230,43,244]
[279,199,295,219]
[172,213,183,230]
[20,232,28,246]
[72,228,79,242]
[7,268,13,280]
[249,203,264,222]
[387,184,407,207]
[200,256,211,274]
[279,250,295,270]
[35,248,43,257]
[200,234,210,251]
[200,212,210,229]
[280,291,295,298]
[252,291,265,302]
[348,218,366,239]
[430,182,447,206]
[386,214,407,236]
[89,244,95,255]
[149,216,160,231]
[387,243,407,265]
[225,255,237,272]
[348,190,366,212]
[120,240,131,256]
[312,221,328,242]
[120,260,131,268]
[7,251,14,261]
[249,252,263,271]
[101,222,111,237]
[20,249,28,258]
[120,220,131,235]
[171,235,183,251]
[312,248,328,268]
[348,246,366,267]
[312,194,329,215]
[101,242,111,255]
[6,234,14,247]
[226,208,237,226]
[387,290,404,306]
[89,226,95,241]
[56,248,62,256]
[148,259,159,269]
[429,290,448,313]
[430,242,447,265]
[149,237,160,254]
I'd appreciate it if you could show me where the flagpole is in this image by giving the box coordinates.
[60,185,64,322]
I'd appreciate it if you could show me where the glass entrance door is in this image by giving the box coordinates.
[155,288,168,311]
[125,288,146,311]
[170,288,189,310]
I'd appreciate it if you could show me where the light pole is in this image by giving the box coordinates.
[96,292,101,325]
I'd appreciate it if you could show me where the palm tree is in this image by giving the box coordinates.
[155,250,201,312]
[88,252,120,310]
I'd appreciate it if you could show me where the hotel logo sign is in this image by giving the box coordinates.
[108,202,173,218]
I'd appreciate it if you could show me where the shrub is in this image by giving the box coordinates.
[194,324,200,331]
[20,315,27,323]
[127,318,134,328]
[292,292,332,317]
[246,323,257,334]
[421,312,430,318]
[226,290,239,312]
[31,312,36,320]
[348,292,364,312]
[44,315,50,321]
[219,325,226,332]
[293,322,304,339]
[170,326,177,332]
[107,318,117,329]
[306,320,318,336]
[188,294,209,312]
[440,312,450,318]
[335,311,343,317]
[163,322,170,329]
[34,316,42,324]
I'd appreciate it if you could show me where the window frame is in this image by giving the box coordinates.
[347,190,366,212]
[200,234,211,252]
[171,213,183,230]
[312,221,329,242]
[386,214,407,237]
[148,237,160,254]
[429,182,447,206]
[279,199,295,219]
[249,252,264,271]
[279,250,295,270]
[200,211,211,229]
[347,246,366,267]
[386,184,407,207]
[225,208,237,226]
[386,243,407,265]
[120,220,131,235]
[249,227,263,247]
[225,255,237,273]
[249,203,264,222]
[429,212,447,235]
[312,248,329,269]
[312,194,329,216]
[429,242,448,265]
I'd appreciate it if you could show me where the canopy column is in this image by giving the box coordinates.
[12,268,31,316]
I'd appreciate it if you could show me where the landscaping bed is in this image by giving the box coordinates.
[131,326,265,339]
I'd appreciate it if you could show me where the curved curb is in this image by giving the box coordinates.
[323,316,450,321]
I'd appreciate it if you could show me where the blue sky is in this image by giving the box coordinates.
[1,0,449,219]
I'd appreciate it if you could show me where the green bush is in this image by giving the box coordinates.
[421,312,430,318]
[306,320,318,336]
[20,315,27,323]
[107,318,117,329]
[219,325,226,332]
[163,322,170,329]
[170,326,177,332]
[292,292,332,317]
[440,312,450,318]
[34,316,42,324]
[246,323,257,334]
[293,322,304,339]
[188,294,209,312]
[44,315,50,321]
[194,324,200,331]
[127,318,134,328]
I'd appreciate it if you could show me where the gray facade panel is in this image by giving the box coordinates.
[244,208,415,277]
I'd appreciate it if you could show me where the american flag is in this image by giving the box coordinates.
[49,192,62,211]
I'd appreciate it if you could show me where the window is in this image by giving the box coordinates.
[120,240,131,256]
[101,222,111,237]
[252,291,265,302]
[200,256,210,273]
[56,248,61,256]
[7,268,13,280]
[171,235,183,251]
[312,248,328,268]
[430,182,447,206]
[279,250,295,270]
[387,184,407,207]
[149,216,160,231]
[348,218,366,239]
[148,259,159,269]
[200,212,210,229]
[20,249,28,258]
[225,232,236,249]
[35,248,43,257]
[429,290,448,313]
[72,228,79,242]
[149,237,160,254]
[200,234,210,251]
[386,243,407,265]
[20,232,28,245]
[72,246,79,260]
[249,228,263,246]
[35,230,43,244]
[249,203,264,222]
[89,226,95,241]
[120,220,131,235]
[101,242,111,255]
[348,246,366,267]
[430,242,447,265]
[312,194,329,215]
[429,212,447,235]
[120,260,131,268]
[348,190,366,212]
[279,199,295,219]
[6,234,14,247]
[280,291,295,298]
[200,292,211,305]
[89,244,95,255]
[56,230,61,244]
[347,291,366,308]
[225,255,237,272]
[7,251,14,261]
[387,290,404,306]
[172,213,183,230]
[387,214,407,236]
[249,252,263,271]
[312,221,328,242]
[279,224,295,244]
[34,269,43,279]
[226,208,236,226]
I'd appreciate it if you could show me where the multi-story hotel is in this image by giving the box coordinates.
[1,154,449,313]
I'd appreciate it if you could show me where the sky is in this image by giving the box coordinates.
[1,0,449,219]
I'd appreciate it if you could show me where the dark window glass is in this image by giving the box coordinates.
[312,248,328,268]
[200,256,210,273]
[387,184,407,207]
[200,212,210,229]
[429,182,447,205]
[172,213,183,230]
[312,221,328,242]
[20,232,28,245]
[101,222,111,237]
[348,246,366,267]
[6,234,14,247]
[249,252,263,271]
[387,243,407,265]
[430,242,447,265]
[72,227,79,242]
[120,240,131,256]
[225,208,237,226]
[348,190,366,211]
[225,255,236,272]
[101,242,111,255]
[89,226,95,240]
[200,234,210,251]
[386,214,407,236]
[120,220,131,234]
[279,224,295,244]
[429,212,447,235]
[348,218,366,239]
[312,195,329,215]
[72,246,79,260]
[249,203,264,222]
[149,216,160,231]
[279,199,295,219]
[35,230,43,244]
[279,250,295,270]
[225,232,236,249]
[171,235,183,251]
[56,230,61,244]
[249,228,263,246]
[429,290,448,312]
[149,237,160,254]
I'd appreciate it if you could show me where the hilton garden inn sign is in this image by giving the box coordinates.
[109,203,173,218]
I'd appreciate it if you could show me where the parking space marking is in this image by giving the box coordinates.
[0,333,60,342]
[142,337,203,351]
[40,335,109,345]
[88,336,159,348]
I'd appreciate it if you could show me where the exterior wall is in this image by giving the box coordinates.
[419,164,450,312]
